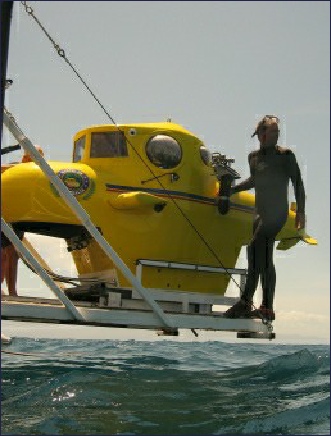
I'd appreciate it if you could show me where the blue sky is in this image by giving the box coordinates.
[2,1,330,343]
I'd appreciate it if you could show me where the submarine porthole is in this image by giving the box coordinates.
[146,135,182,169]
[200,145,212,166]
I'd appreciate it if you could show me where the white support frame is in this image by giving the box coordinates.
[1,296,272,336]
[135,259,247,277]
[135,259,246,309]
[135,259,246,289]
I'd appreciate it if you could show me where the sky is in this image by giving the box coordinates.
[2,1,330,344]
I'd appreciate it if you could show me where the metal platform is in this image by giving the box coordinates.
[1,293,273,339]
[1,228,275,340]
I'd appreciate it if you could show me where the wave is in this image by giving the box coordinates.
[1,340,329,435]
[239,397,330,435]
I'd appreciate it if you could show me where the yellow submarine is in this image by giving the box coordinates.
[1,121,316,295]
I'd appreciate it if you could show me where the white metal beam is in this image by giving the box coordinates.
[1,299,270,334]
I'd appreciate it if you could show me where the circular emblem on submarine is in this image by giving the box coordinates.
[58,169,90,196]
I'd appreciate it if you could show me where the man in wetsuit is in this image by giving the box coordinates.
[224,115,306,320]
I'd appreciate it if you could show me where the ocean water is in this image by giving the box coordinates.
[1,338,330,435]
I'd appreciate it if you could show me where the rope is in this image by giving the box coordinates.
[20,1,244,293]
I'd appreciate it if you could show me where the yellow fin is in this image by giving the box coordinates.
[109,191,167,211]
[298,229,318,245]
[276,237,301,251]
[277,229,318,250]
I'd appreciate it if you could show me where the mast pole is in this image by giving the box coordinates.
[0,1,14,141]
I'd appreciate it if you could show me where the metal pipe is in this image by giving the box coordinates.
[0,1,13,138]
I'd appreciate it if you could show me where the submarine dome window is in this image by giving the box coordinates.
[146,135,182,169]
[200,145,211,166]
[90,131,128,158]
[73,136,86,162]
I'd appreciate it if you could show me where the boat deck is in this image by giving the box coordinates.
[1,290,275,339]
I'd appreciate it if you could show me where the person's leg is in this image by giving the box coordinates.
[240,216,267,304]
[224,217,264,318]
[6,245,19,296]
[260,213,287,313]
[257,214,287,320]
[260,237,276,311]
[1,247,8,284]
[1,247,9,295]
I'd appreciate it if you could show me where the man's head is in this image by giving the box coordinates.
[252,115,280,148]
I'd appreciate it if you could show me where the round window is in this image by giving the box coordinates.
[146,135,182,169]
[200,145,211,166]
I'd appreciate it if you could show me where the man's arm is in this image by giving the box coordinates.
[231,153,255,195]
[288,152,306,228]
[231,177,254,195]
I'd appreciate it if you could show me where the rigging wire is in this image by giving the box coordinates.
[19,1,244,292]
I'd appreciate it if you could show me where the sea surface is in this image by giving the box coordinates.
[1,338,330,435]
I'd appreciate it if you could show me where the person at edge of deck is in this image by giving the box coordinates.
[1,145,44,296]
[223,115,306,321]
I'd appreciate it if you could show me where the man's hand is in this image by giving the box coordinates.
[295,211,305,230]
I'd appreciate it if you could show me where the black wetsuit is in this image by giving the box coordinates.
[232,145,305,311]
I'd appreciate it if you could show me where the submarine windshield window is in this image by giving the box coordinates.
[90,131,128,158]
[73,136,86,162]
[146,135,182,169]
[200,145,211,166]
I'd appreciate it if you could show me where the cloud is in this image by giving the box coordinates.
[287,98,330,117]
[274,310,330,340]
[277,310,329,324]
